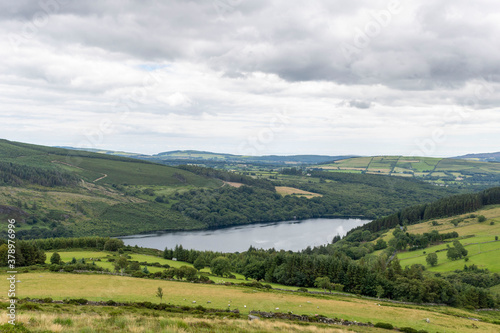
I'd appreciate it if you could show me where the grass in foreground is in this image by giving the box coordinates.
[1,272,499,332]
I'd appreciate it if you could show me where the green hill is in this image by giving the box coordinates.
[318,155,500,186]
[0,139,464,239]
[0,139,222,238]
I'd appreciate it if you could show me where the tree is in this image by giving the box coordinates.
[447,247,461,261]
[210,256,231,277]
[142,266,150,274]
[179,266,198,281]
[50,252,61,265]
[193,256,205,271]
[426,253,438,267]
[115,256,128,275]
[156,287,164,303]
[128,261,140,271]
[314,276,332,292]
[104,239,124,252]
[452,240,468,258]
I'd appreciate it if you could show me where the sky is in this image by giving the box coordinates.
[0,0,499,157]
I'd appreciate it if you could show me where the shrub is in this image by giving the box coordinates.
[478,215,487,222]
[19,302,41,310]
[50,252,61,265]
[53,318,73,326]
[374,322,394,329]
[490,221,495,225]
[132,271,146,278]
[297,287,308,292]
[67,298,88,305]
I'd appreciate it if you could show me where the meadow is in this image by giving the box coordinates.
[1,272,499,333]
[318,156,500,186]
[377,205,500,275]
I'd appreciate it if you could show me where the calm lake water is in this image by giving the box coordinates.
[120,218,369,252]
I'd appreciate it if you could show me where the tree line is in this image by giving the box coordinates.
[162,243,498,309]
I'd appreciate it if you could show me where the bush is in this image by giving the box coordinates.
[67,298,88,305]
[297,287,308,292]
[478,215,487,222]
[132,271,146,278]
[490,221,495,225]
[374,322,394,330]
[399,327,428,333]
[50,252,61,265]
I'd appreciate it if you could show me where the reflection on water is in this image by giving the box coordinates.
[119,218,369,252]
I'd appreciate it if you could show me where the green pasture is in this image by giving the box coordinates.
[2,272,498,332]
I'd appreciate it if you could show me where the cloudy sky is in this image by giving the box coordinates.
[1,0,499,156]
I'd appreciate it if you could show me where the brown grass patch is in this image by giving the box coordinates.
[275,186,322,198]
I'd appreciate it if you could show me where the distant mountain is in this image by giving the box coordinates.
[56,147,356,165]
[453,152,500,162]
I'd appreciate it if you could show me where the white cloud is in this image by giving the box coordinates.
[0,0,498,156]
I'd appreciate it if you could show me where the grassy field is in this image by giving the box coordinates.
[1,272,499,332]
[1,308,354,333]
[377,205,500,273]
[318,156,500,186]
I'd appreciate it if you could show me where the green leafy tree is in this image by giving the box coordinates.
[142,266,150,274]
[179,266,198,281]
[426,253,438,266]
[193,256,205,271]
[115,256,128,275]
[156,287,164,303]
[50,252,61,265]
[104,239,124,252]
[210,256,231,277]
[447,247,461,261]
[452,240,468,258]
[314,276,332,292]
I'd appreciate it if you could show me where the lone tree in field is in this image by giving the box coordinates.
[156,287,164,303]
[426,252,438,267]
[50,252,61,265]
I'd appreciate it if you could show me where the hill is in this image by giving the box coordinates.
[316,156,500,186]
[454,151,500,162]
[57,146,355,166]
[0,139,464,239]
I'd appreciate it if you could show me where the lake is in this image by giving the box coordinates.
[120,218,369,252]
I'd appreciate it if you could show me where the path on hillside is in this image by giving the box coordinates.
[52,160,107,183]
[93,174,108,182]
